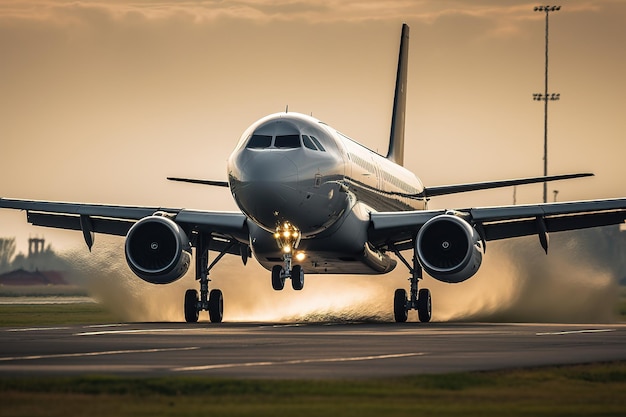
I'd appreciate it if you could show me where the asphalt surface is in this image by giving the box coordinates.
[1,322,625,379]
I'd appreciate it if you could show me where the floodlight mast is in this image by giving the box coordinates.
[533,5,561,203]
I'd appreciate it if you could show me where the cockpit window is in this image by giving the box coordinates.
[309,136,326,152]
[302,135,318,150]
[274,134,301,148]
[246,134,272,149]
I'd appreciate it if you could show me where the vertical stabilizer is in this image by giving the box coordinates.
[386,23,410,166]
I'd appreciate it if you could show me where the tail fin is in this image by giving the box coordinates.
[386,23,410,166]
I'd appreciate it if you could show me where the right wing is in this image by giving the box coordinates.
[0,198,249,254]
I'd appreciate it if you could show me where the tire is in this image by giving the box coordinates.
[208,289,224,323]
[271,265,285,290]
[417,288,432,323]
[184,289,199,323]
[393,289,408,323]
[291,265,304,291]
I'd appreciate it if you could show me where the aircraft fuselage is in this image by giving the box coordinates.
[227,112,426,274]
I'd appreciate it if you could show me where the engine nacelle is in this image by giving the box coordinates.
[125,215,192,284]
[416,214,483,283]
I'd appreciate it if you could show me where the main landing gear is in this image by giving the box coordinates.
[391,246,432,323]
[271,222,305,291]
[184,233,231,323]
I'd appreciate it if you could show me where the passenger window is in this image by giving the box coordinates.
[310,136,326,152]
[246,134,272,149]
[302,135,318,150]
[274,134,301,148]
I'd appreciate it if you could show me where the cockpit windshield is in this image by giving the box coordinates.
[274,134,301,148]
[243,119,330,151]
[245,134,303,149]
[246,134,272,149]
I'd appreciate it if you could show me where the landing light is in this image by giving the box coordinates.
[295,252,306,261]
[274,221,302,254]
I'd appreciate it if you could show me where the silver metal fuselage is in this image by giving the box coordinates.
[227,112,426,274]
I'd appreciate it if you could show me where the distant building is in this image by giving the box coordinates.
[28,237,45,257]
[0,269,67,286]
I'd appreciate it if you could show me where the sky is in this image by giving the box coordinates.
[1,0,625,254]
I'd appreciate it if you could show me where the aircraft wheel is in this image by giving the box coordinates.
[271,265,285,290]
[393,288,408,323]
[291,265,304,291]
[208,289,224,323]
[417,288,432,323]
[184,289,199,323]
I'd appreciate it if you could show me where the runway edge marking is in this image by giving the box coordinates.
[536,329,617,336]
[173,352,427,372]
[75,328,205,336]
[0,346,200,362]
[6,327,70,332]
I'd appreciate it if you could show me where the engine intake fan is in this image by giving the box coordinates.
[125,215,192,284]
[416,213,483,283]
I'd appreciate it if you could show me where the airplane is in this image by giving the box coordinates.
[1,24,625,323]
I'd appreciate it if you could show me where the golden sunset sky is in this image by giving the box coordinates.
[1,0,624,253]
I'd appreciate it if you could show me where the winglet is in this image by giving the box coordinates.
[386,23,410,166]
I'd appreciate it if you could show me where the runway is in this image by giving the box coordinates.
[1,322,625,379]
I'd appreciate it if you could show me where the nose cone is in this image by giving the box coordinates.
[229,149,303,232]
[235,150,299,184]
[227,113,349,237]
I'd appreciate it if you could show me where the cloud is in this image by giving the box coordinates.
[0,0,598,26]
[0,0,618,50]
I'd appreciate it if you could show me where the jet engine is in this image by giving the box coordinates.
[415,213,483,283]
[125,215,192,284]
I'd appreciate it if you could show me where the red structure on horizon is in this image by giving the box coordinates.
[0,269,67,286]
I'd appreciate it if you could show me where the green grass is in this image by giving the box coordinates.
[0,362,625,416]
[0,303,121,327]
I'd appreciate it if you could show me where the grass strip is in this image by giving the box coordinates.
[1,362,625,416]
[0,303,121,327]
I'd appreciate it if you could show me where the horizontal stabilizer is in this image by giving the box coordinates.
[421,173,593,198]
[167,177,229,187]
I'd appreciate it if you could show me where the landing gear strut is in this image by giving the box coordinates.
[391,245,432,323]
[271,253,305,291]
[184,233,229,323]
[272,222,305,291]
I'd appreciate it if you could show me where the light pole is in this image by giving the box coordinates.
[533,5,561,203]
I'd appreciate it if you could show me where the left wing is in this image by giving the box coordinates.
[370,198,626,253]
[0,198,249,253]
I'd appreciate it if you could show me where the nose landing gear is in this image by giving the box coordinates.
[272,222,305,291]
